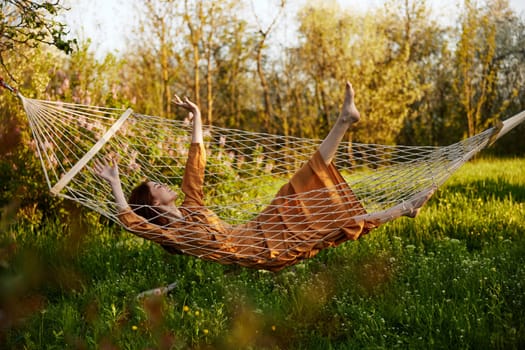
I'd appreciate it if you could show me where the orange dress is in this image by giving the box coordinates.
[118,143,378,272]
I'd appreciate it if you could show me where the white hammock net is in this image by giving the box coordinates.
[19,95,525,269]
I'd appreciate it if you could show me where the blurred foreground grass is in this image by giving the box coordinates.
[1,158,524,349]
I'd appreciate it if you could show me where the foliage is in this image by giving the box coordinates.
[454,0,498,138]
[0,39,132,224]
[0,158,524,349]
[0,0,77,78]
[0,46,63,224]
[0,2,523,349]
[0,0,524,255]
[46,41,131,108]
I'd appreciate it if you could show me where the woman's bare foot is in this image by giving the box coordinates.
[339,81,360,124]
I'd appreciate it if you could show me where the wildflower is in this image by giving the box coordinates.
[130,150,138,163]
[44,140,54,150]
[84,93,92,105]
[195,310,200,317]
[271,325,276,331]
[203,329,209,335]
[237,155,245,168]
[50,155,58,167]
[183,305,190,312]
[129,162,141,171]
[132,325,138,331]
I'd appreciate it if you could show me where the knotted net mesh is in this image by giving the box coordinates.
[19,95,523,269]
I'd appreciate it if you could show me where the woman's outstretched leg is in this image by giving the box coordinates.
[318,81,360,165]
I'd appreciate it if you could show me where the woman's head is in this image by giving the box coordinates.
[128,181,177,225]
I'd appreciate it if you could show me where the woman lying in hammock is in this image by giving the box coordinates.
[94,81,435,272]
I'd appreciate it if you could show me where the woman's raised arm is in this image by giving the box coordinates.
[173,95,202,144]
[93,158,129,211]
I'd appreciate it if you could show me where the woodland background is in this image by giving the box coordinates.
[0,0,524,235]
[1,0,525,238]
[1,1,525,348]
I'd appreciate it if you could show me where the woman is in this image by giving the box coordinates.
[94,82,434,272]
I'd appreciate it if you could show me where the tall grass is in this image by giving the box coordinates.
[1,158,524,349]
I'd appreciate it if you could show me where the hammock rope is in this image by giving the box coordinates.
[7,83,525,268]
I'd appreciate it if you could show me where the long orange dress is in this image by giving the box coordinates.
[118,143,378,272]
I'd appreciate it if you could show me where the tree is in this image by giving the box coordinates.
[122,0,181,117]
[453,0,499,138]
[293,1,355,138]
[0,45,63,221]
[198,0,245,126]
[183,0,203,111]
[145,0,179,116]
[251,0,286,133]
[355,1,432,145]
[380,0,454,146]
[0,0,77,79]
[212,19,256,130]
[475,0,525,155]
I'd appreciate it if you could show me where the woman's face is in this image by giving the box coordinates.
[147,181,177,206]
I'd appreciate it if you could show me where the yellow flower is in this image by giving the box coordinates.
[183,305,190,312]
[132,325,138,331]
[203,329,209,335]
[271,325,276,331]
[195,310,200,317]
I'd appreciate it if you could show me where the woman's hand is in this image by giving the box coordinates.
[93,157,129,211]
[93,158,120,185]
[173,95,200,121]
[173,94,203,144]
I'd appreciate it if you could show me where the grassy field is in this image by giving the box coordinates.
[1,158,524,349]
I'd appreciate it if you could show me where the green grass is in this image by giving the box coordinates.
[1,158,524,349]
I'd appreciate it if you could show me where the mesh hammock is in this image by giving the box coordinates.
[10,85,525,270]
